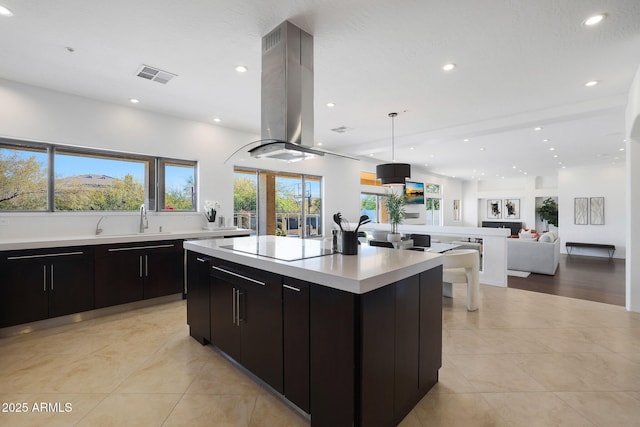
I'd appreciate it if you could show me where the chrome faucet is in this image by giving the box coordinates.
[96,216,106,235]
[139,204,148,233]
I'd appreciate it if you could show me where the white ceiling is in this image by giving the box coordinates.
[1,0,639,180]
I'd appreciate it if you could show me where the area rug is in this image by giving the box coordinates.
[507,270,531,278]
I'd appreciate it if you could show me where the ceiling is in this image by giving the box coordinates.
[1,0,639,180]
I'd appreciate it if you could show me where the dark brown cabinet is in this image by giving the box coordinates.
[94,240,182,308]
[0,247,94,328]
[186,251,212,344]
[282,277,310,413]
[210,258,283,393]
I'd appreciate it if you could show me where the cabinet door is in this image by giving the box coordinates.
[238,268,283,393]
[186,251,211,344]
[394,274,420,419]
[210,276,242,361]
[143,242,183,299]
[48,249,94,318]
[419,265,443,391]
[0,259,48,327]
[282,278,310,411]
[95,249,143,308]
[210,259,283,393]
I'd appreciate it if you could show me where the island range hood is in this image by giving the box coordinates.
[249,21,324,162]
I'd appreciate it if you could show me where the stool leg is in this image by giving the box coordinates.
[443,282,453,298]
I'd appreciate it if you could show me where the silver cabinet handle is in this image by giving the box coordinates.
[145,255,148,277]
[108,244,174,252]
[139,256,143,278]
[51,264,54,291]
[232,287,236,325]
[43,265,46,292]
[283,284,301,292]
[8,251,83,260]
[237,289,243,324]
[211,266,265,286]
[196,257,206,263]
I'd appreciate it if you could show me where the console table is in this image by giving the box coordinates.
[566,242,615,259]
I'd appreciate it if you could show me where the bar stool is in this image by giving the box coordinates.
[442,249,479,311]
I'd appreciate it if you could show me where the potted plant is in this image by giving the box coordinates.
[203,200,220,229]
[536,197,558,231]
[385,191,407,242]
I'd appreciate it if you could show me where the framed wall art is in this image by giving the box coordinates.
[487,199,502,219]
[590,197,604,225]
[574,197,588,225]
[504,199,520,219]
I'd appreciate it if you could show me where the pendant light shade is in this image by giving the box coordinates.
[376,112,411,185]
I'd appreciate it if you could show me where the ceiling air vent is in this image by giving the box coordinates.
[136,65,177,84]
[331,126,352,134]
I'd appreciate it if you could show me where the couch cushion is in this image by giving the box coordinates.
[538,231,556,243]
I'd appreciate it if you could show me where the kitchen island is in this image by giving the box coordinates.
[184,236,444,427]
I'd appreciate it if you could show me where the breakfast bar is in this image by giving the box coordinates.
[184,236,444,427]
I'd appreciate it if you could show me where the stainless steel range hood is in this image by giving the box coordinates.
[249,20,324,161]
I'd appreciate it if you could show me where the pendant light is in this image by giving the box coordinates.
[376,112,411,185]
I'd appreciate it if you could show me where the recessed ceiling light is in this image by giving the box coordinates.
[549,147,555,151]
[512,165,516,169]
[326,102,335,108]
[212,117,222,123]
[235,65,248,73]
[429,154,435,158]
[129,98,140,104]
[543,139,550,142]
[585,80,599,87]
[442,63,456,71]
[463,138,470,142]
[409,147,415,150]
[424,163,429,167]
[316,142,323,146]
[479,147,485,151]
[369,153,374,157]
[619,148,625,151]
[534,126,543,131]
[584,13,607,26]
[553,154,558,158]
[562,166,566,169]
[523,172,528,175]
[480,172,485,176]
[0,5,13,16]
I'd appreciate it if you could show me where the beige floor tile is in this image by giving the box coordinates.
[579,327,640,353]
[248,388,309,427]
[448,354,547,392]
[513,352,640,392]
[482,392,595,426]
[0,393,106,427]
[413,392,509,426]
[527,328,612,353]
[443,329,496,355]
[397,409,422,427]
[115,345,207,394]
[76,393,181,426]
[556,391,640,427]
[475,328,554,354]
[429,358,476,394]
[163,394,256,427]
[187,356,262,396]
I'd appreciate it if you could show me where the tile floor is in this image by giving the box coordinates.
[1,284,640,426]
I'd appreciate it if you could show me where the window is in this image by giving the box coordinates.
[360,193,382,223]
[54,150,150,211]
[159,160,196,211]
[233,167,322,237]
[0,143,48,211]
[0,138,196,212]
[426,198,441,225]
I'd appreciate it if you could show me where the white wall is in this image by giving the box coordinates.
[625,64,640,312]
[558,165,626,259]
[474,176,558,230]
[0,78,361,238]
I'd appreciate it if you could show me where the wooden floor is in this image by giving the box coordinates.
[507,254,626,306]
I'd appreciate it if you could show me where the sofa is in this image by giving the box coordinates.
[507,230,560,275]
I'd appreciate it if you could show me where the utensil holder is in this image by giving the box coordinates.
[341,231,358,255]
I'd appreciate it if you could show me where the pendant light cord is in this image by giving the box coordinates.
[389,112,397,163]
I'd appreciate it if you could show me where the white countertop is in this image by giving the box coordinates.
[184,236,443,294]
[0,229,250,251]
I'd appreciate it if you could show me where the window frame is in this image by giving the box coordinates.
[0,137,197,213]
